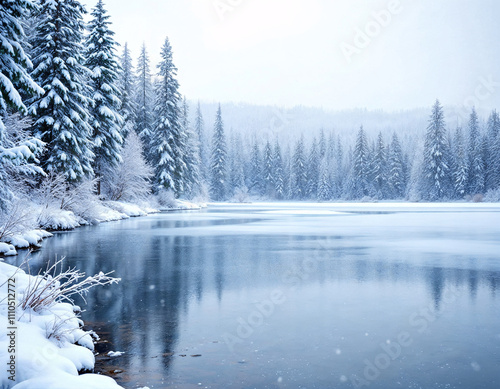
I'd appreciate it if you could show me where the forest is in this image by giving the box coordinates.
[1,0,500,227]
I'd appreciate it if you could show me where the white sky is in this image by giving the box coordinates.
[80,0,500,112]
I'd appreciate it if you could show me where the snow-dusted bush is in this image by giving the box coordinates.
[101,127,153,202]
[231,186,250,203]
[484,188,500,202]
[192,181,210,203]
[472,194,484,203]
[20,257,120,312]
[0,201,37,242]
[156,189,177,209]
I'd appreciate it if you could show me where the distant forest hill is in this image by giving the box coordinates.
[192,101,491,144]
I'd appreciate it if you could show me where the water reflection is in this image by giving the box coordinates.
[8,206,500,389]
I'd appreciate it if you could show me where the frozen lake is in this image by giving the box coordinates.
[16,203,500,388]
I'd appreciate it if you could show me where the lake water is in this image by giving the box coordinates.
[11,203,500,388]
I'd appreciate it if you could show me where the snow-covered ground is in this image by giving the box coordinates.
[0,261,123,389]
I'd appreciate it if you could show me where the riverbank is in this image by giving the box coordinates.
[0,199,204,388]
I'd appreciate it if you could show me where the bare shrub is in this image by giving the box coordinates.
[0,201,36,242]
[20,257,120,312]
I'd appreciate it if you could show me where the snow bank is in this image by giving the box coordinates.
[159,199,205,212]
[0,230,53,257]
[0,262,123,388]
[103,201,147,217]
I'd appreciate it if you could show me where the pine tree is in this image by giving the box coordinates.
[292,135,307,199]
[85,0,123,193]
[332,136,343,198]
[351,126,370,198]
[387,133,405,198]
[451,127,468,198]
[195,101,208,182]
[0,0,45,210]
[210,104,226,201]
[228,132,245,196]
[371,132,388,198]
[319,129,327,160]
[486,110,500,190]
[466,107,485,195]
[134,43,153,141]
[150,37,185,195]
[29,0,94,182]
[317,158,331,201]
[273,140,285,199]
[248,140,262,195]
[262,140,274,197]
[422,100,449,200]
[306,138,319,199]
[181,98,201,198]
[118,43,137,136]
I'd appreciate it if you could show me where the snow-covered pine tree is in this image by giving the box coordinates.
[227,132,245,196]
[332,136,343,198]
[490,127,500,190]
[450,127,468,199]
[85,0,123,194]
[351,126,370,198]
[291,135,307,199]
[466,107,485,195]
[248,140,262,195]
[387,133,405,198]
[134,43,154,142]
[195,101,208,182]
[29,0,94,182]
[181,98,201,198]
[273,140,285,199]
[262,140,274,197]
[486,110,500,191]
[210,104,227,201]
[150,37,185,195]
[118,42,137,137]
[370,132,388,199]
[422,100,450,200]
[319,129,327,160]
[306,138,319,199]
[317,158,331,201]
[0,0,45,210]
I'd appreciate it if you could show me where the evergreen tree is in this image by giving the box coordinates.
[351,126,370,198]
[134,43,153,141]
[317,158,331,201]
[248,140,262,195]
[422,100,449,200]
[486,110,500,190]
[150,37,185,195]
[181,98,201,198]
[118,42,137,136]
[262,140,274,197]
[319,129,327,160]
[292,135,307,199]
[466,107,485,195]
[273,140,285,199]
[210,104,226,200]
[29,0,94,182]
[387,133,405,198]
[332,136,343,198]
[306,138,319,199]
[451,127,468,198]
[85,0,123,193]
[0,0,45,210]
[371,132,388,198]
[195,101,208,182]
[228,132,245,195]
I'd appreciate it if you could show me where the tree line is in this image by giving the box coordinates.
[1,1,499,212]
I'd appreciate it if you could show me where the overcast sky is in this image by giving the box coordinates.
[80,0,500,112]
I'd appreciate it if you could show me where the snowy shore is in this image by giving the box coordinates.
[0,199,204,388]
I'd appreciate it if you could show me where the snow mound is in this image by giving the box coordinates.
[103,201,147,217]
[2,230,53,249]
[0,262,123,388]
[107,351,124,357]
[0,242,17,256]
[38,208,82,230]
